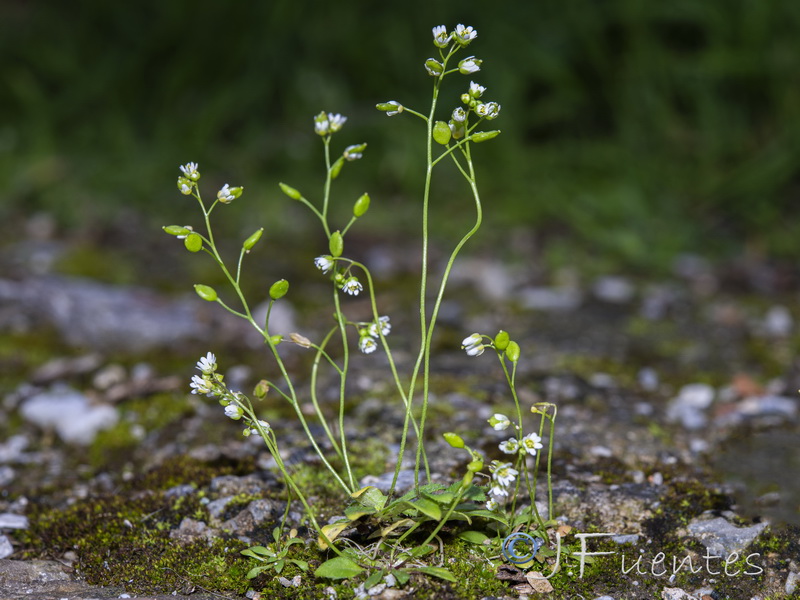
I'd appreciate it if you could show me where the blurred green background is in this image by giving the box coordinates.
[3,0,800,275]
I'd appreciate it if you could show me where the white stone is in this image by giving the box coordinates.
[20,385,118,445]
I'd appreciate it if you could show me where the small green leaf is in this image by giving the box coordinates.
[246,566,265,579]
[241,546,273,557]
[364,571,383,588]
[407,498,442,521]
[344,505,375,521]
[458,508,508,526]
[314,556,364,579]
[424,491,455,505]
[409,544,435,558]
[417,566,457,582]
[458,530,489,544]
[289,559,310,571]
[318,521,350,550]
[351,486,387,510]
[275,559,285,573]
[394,570,411,586]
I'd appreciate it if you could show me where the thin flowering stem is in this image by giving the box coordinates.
[321,137,334,238]
[309,325,345,461]
[332,287,356,491]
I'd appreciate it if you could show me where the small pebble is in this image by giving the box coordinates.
[0,513,29,529]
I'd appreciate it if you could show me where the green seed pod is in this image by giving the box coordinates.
[470,130,501,143]
[269,279,289,300]
[432,121,451,145]
[279,182,302,200]
[163,225,190,236]
[443,432,465,449]
[494,330,509,351]
[329,231,344,257]
[330,157,344,179]
[269,334,283,346]
[353,193,370,218]
[505,341,521,363]
[194,284,217,302]
[243,228,264,251]
[184,233,202,253]
[461,471,475,488]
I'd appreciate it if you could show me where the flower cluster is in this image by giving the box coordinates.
[461,333,487,356]
[189,352,271,439]
[314,111,347,136]
[177,162,200,195]
[358,316,391,354]
[486,460,518,511]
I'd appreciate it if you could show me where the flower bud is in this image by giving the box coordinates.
[353,193,370,217]
[269,279,289,300]
[163,225,191,236]
[449,121,466,140]
[329,231,344,257]
[177,177,194,195]
[279,182,302,200]
[253,380,270,399]
[184,233,203,253]
[344,143,367,161]
[424,58,444,77]
[194,284,218,302]
[470,130,501,143]
[289,333,312,348]
[433,121,451,145]
[505,341,521,363]
[494,330,509,351]
[458,56,482,75]
[243,228,264,252]
[443,432,465,449]
[376,101,403,116]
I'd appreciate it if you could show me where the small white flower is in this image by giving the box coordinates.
[489,413,511,431]
[368,316,391,338]
[458,56,481,75]
[217,184,235,204]
[499,438,519,454]
[179,162,200,180]
[224,404,243,420]
[344,144,365,161]
[486,498,499,511]
[190,374,212,395]
[424,58,444,77]
[469,81,486,98]
[452,107,467,123]
[196,352,216,375]
[248,419,271,435]
[454,24,477,46]
[341,276,363,296]
[176,225,193,240]
[489,485,509,497]
[359,335,377,354]
[179,180,193,195]
[328,113,347,132]
[314,255,334,274]
[521,432,543,456]
[484,102,501,120]
[491,461,518,488]
[465,344,485,356]
[462,333,482,347]
[432,25,451,48]
[314,112,330,135]
[384,101,403,117]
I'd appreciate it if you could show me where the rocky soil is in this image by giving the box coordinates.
[1,227,799,600]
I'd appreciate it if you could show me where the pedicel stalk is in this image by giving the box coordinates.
[162,23,559,585]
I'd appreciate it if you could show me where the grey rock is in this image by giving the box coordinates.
[360,469,417,494]
[169,517,219,543]
[610,534,639,545]
[685,514,768,556]
[20,385,118,445]
[0,514,28,529]
[786,570,799,595]
[593,275,635,304]
[593,596,616,600]
[0,536,12,559]
[762,305,793,337]
[0,467,14,488]
[666,383,715,430]
[209,474,270,497]
[0,435,28,463]
[519,286,582,312]
[660,589,698,600]
[206,496,235,520]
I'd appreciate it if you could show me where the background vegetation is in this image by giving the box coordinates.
[2,0,800,273]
